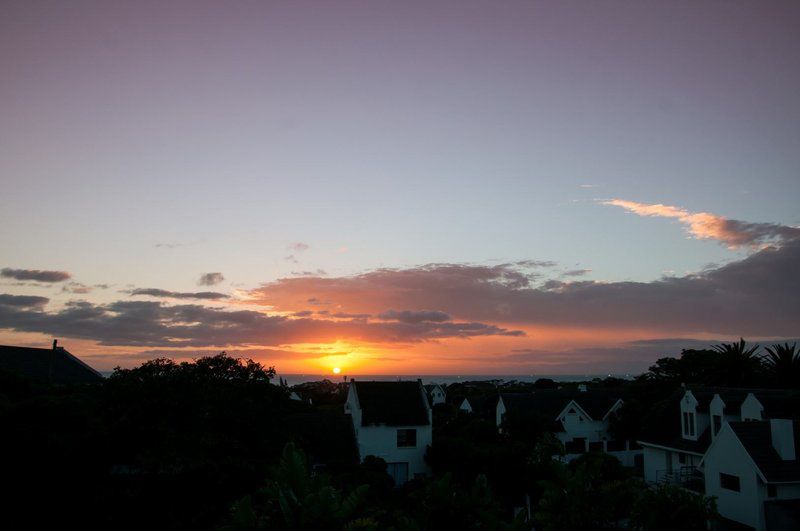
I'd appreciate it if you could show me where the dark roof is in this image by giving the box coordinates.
[500,389,621,422]
[461,394,499,419]
[686,387,800,418]
[639,427,712,455]
[353,381,430,427]
[729,421,800,483]
[0,345,103,384]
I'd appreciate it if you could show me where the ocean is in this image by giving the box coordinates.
[275,373,635,387]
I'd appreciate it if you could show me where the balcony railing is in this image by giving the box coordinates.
[656,466,704,493]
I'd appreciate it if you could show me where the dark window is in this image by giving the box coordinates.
[683,412,690,436]
[679,453,687,464]
[568,408,576,414]
[767,484,777,498]
[387,462,409,486]
[688,412,696,436]
[397,429,417,447]
[713,415,722,435]
[720,473,740,492]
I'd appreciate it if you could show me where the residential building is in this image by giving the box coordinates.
[425,383,446,406]
[638,388,800,488]
[344,380,432,485]
[0,341,103,384]
[496,388,639,465]
[701,419,800,530]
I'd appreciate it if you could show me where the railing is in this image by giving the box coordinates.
[656,466,704,493]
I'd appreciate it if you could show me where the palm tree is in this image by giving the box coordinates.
[763,343,800,388]
[711,338,763,386]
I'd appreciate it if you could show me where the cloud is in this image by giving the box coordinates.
[292,270,327,277]
[154,242,184,249]
[288,242,309,252]
[562,269,591,277]
[128,288,229,300]
[378,309,451,324]
[1,268,71,283]
[604,199,800,248]
[62,282,92,294]
[0,294,49,308]
[0,299,522,347]
[197,272,225,286]
[247,239,800,337]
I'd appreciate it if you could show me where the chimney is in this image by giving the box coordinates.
[52,339,58,350]
[770,419,796,460]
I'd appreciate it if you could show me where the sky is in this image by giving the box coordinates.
[1,1,799,375]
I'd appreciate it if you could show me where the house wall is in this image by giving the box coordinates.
[496,398,506,428]
[703,426,764,531]
[741,394,764,421]
[556,417,608,443]
[355,424,432,480]
[429,386,446,405]
[643,446,667,483]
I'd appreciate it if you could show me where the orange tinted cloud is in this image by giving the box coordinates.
[604,199,800,248]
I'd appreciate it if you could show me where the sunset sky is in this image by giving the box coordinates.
[1,1,799,375]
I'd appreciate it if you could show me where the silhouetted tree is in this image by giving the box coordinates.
[630,484,717,531]
[763,343,800,388]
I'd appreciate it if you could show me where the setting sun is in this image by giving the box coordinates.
[332,367,341,374]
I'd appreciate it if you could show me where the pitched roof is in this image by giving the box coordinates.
[638,426,712,456]
[687,387,800,418]
[729,421,800,483]
[0,345,103,384]
[500,388,621,422]
[353,381,430,427]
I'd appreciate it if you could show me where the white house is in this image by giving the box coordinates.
[638,388,799,490]
[344,380,432,486]
[496,388,638,465]
[700,419,800,530]
[425,384,446,406]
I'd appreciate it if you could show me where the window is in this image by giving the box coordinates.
[397,429,417,447]
[767,484,777,498]
[713,415,722,435]
[720,473,741,492]
[678,453,687,465]
[683,412,696,437]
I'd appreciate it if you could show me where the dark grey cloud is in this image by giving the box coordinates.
[0,299,522,347]
[378,309,451,324]
[0,294,49,308]
[471,336,800,374]
[331,312,372,319]
[250,239,800,337]
[197,272,225,286]
[129,288,228,300]
[562,269,591,277]
[1,268,71,283]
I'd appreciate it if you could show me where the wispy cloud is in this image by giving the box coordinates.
[288,242,309,252]
[604,199,800,248]
[128,288,229,300]
[1,268,71,283]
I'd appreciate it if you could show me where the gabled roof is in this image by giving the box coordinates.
[500,388,622,423]
[0,345,103,384]
[728,421,800,483]
[352,381,430,427]
[687,387,800,418]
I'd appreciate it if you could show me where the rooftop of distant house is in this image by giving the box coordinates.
[350,380,430,427]
[0,341,103,385]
